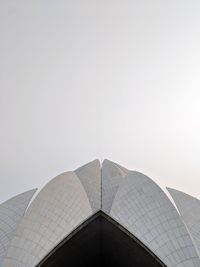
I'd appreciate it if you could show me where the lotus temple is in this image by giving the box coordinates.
[0,159,200,267]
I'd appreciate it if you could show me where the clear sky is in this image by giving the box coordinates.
[0,0,200,203]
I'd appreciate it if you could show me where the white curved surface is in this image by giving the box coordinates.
[3,172,92,267]
[102,159,127,213]
[2,160,200,267]
[0,189,36,266]
[110,172,200,267]
[167,188,200,254]
[75,159,101,212]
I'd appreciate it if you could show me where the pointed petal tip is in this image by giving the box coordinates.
[75,159,101,171]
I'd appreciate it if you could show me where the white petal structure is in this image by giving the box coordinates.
[3,170,95,267]
[106,170,200,267]
[75,159,101,212]
[0,189,37,266]
[167,188,200,254]
[1,159,200,267]
[102,159,128,213]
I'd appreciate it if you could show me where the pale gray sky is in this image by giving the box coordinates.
[0,0,200,203]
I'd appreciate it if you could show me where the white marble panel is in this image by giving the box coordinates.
[110,171,200,267]
[0,189,36,266]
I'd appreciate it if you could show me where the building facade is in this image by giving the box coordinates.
[0,159,200,267]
